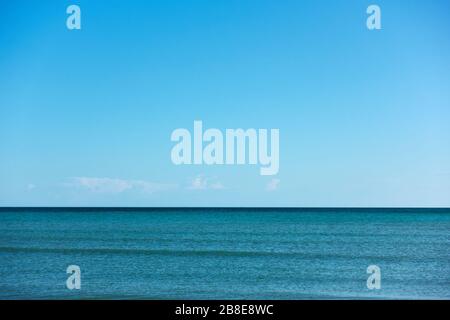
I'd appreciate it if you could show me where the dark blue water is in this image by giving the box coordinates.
[0,208,449,299]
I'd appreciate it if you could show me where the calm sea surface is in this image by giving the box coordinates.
[0,208,449,299]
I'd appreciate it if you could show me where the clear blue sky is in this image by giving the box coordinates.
[1,0,449,207]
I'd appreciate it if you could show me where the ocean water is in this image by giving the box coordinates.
[0,208,449,300]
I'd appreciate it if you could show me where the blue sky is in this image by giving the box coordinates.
[1,0,449,207]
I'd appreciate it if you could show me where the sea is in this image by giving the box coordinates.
[0,208,449,299]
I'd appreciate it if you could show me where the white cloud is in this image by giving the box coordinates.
[67,177,177,194]
[187,175,225,190]
[266,178,280,191]
[189,176,208,190]
[210,181,225,190]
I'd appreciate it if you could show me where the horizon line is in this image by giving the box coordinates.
[1,207,449,210]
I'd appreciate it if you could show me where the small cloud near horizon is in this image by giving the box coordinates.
[187,175,225,190]
[66,177,177,194]
[266,178,280,191]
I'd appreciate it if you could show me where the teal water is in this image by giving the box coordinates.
[0,208,449,299]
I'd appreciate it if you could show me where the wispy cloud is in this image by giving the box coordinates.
[187,175,225,190]
[66,177,177,194]
[266,178,280,191]
[210,181,225,190]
